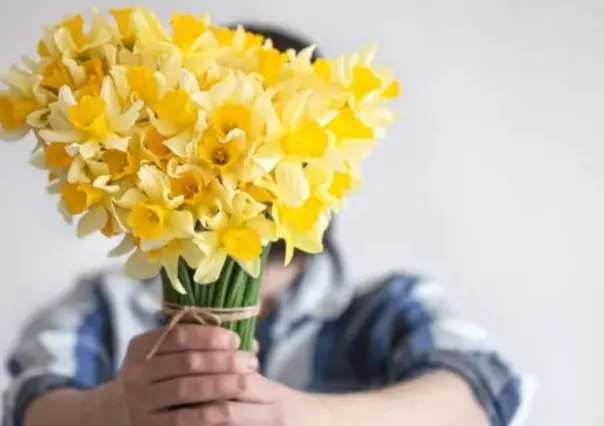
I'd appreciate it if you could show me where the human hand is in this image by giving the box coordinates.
[107,324,260,426]
[160,371,329,426]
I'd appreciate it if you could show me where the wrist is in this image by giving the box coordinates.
[94,380,126,426]
[282,388,333,426]
[23,380,124,426]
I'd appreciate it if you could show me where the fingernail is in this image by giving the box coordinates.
[229,332,241,349]
[238,352,259,371]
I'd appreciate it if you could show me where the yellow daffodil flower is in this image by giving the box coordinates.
[171,14,208,53]
[38,12,112,59]
[274,193,329,265]
[193,183,274,284]
[111,235,203,294]
[39,76,143,159]
[116,164,194,251]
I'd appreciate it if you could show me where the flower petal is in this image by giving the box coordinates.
[169,210,195,237]
[115,187,146,208]
[102,134,129,151]
[139,234,171,252]
[27,109,49,129]
[282,90,311,127]
[124,249,161,280]
[181,239,204,269]
[193,249,227,284]
[79,141,101,159]
[39,129,82,143]
[235,257,261,279]
[56,199,74,224]
[111,101,143,133]
[275,162,309,207]
[28,151,46,170]
[162,249,186,294]
[101,76,121,119]
[251,141,281,173]
[164,131,191,158]
[109,234,136,257]
[68,156,91,183]
[138,164,169,201]
[194,231,221,255]
[93,175,120,193]
[77,204,108,237]
[180,69,200,93]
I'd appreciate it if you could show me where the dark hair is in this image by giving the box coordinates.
[230,23,343,278]
[232,23,323,61]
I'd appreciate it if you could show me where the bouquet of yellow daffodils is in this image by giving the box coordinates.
[0,7,399,351]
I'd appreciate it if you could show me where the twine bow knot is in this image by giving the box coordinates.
[146,302,260,360]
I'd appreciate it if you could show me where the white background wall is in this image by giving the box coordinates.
[0,0,602,425]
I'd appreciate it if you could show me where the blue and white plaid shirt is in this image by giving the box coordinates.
[2,254,533,425]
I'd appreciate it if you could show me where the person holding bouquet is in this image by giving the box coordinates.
[2,20,530,426]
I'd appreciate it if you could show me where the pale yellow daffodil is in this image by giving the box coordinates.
[39,76,143,160]
[193,183,275,284]
[37,11,113,59]
[115,164,195,251]
[110,233,204,294]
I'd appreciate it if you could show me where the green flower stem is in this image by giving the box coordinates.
[161,247,270,351]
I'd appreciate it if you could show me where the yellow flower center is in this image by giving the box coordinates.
[0,95,37,131]
[283,121,329,158]
[127,66,158,105]
[102,149,137,180]
[197,129,244,170]
[61,183,104,215]
[349,66,381,102]
[326,107,373,143]
[222,227,262,261]
[145,127,173,160]
[45,143,73,168]
[128,203,167,240]
[171,14,207,52]
[41,58,73,91]
[154,90,197,132]
[212,148,229,165]
[68,95,108,139]
[280,196,324,233]
[211,103,252,141]
[170,171,204,205]
[328,171,353,199]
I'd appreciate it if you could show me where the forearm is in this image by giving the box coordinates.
[23,382,121,426]
[318,371,490,426]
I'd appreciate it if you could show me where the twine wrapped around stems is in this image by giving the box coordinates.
[146,302,260,360]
